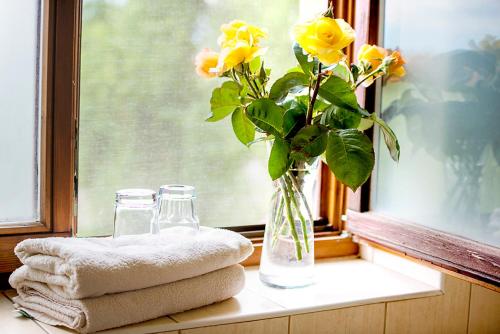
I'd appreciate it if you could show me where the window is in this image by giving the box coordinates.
[347,0,499,286]
[373,0,500,247]
[0,0,357,274]
[0,0,76,274]
[0,1,43,224]
[77,0,327,236]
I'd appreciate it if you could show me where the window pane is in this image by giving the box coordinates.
[78,0,323,236]
[373,0,500,246]
[0,1,42,223]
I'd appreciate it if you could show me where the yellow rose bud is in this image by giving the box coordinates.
[357,44,387,71]
[387,50,406,77]
[195,48,220,78]
[293,17,355,65]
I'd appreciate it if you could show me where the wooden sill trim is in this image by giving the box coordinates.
[0,224,52,236]
[356,237,500,293]
[241,232,359,266]
[346,210,500,287]
[0,233,71,273]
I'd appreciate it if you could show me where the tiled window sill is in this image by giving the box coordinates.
[1,254,442,334]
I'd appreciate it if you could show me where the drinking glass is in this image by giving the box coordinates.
[157,185,199,232]
[113,189,157,238]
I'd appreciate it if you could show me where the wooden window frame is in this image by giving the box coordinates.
[345,0,500,287]
[0,0,80,273]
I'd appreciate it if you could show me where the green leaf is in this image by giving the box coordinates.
[231,107,255,146]
[283,105,306,138]
[206,81,241,122]
[239,84,249,98]
[371,114,400,162]
[321,105,361,129]
[246,98,284,136]
[296,94,329,112]
[293,43,318,76]
[324,62,352,83]
[319,76,359,112]
[291,125,328,160]
[249,56,262,74]
[325,129,375,191]
[268,137,291,180]
[269,72,309,103]
[286,66,304,74]
[350,64,360,82]
[357,118,374,131]
[247,135,273,147]
[17,310,34,319]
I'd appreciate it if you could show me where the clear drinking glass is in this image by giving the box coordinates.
[113,189,157,238]
[157,185,199,232]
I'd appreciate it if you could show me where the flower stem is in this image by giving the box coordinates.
[279,178,302,261]
[285,174,310,253]
[271,196,285,248]
[242,66,262,98]
[287,171,314,223]
[355,67,383,88]
[306,62,322,125]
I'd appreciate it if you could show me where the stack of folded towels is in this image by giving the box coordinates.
[9,227,253,333]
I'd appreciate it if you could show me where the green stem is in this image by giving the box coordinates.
[306,62,322,125]
[231,69,257,99]
[242,67,262,99]
[355,67,383,88]
[279,178,302,261]
[271,196,285,248]
[287,171,314,223]
[285,174,310,253]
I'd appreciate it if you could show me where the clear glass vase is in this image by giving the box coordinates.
[259,161,317,288]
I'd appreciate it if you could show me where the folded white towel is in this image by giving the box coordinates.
[12,264,244,333]
[10,227,252,299]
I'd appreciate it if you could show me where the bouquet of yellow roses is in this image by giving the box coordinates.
[195,6,404,278]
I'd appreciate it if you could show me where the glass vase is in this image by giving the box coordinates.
[259,161,317,288]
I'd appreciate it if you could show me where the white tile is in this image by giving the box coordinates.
[359,243,374,262]
[371,248,443,289]
[245,258,441,313]
[0,292,46,334]
[170,289,285,329]
[37,315,178,334]
[96,316,178,334]
[3,289,17,301]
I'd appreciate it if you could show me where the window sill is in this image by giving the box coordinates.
[1,256,442,334]
[346,210,500,287]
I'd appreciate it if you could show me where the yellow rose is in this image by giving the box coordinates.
[293,17,355,65]
[195,48,220,78]
[387,50,406,77]
[357,44,387,71]
[358,44,406,77]
[215,20,267,71]
[218,41,265,71]
[217,20,267,48]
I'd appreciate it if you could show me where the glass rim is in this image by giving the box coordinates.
[115,188,157,202]
[159,184,196,199]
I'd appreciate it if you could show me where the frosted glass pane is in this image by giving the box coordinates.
[0,1,41,223]
[78,0,321,236]
[373,0,500,246]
